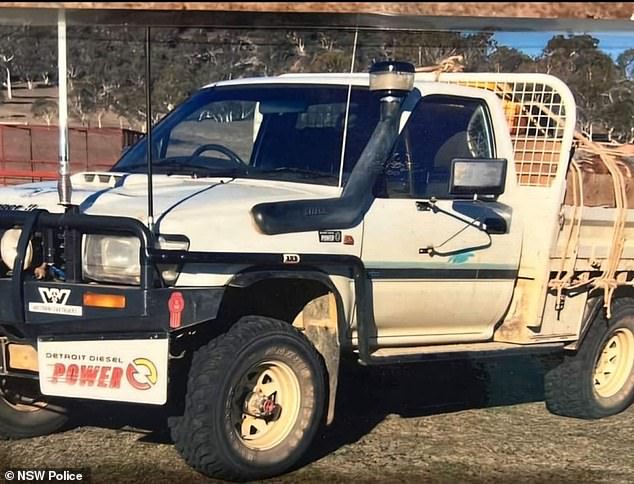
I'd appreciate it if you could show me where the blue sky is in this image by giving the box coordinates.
[492,31,634,60]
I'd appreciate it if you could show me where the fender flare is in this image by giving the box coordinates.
[566,295,603,351]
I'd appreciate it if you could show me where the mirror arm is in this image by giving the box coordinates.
[416,205,493,257]
[416,198,491,234]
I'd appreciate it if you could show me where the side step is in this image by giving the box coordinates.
[364,341,564,365]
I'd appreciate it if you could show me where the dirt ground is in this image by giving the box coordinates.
[1,355,633,483]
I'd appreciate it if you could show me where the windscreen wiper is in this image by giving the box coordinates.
[116,159,247,178]
[257,167,335,179]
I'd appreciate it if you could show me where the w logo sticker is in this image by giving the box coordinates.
[29,287,82,316]
[38,287,71,305]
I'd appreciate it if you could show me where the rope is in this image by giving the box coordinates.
[519,100,629,318]
[578,133,629,319]
[548,159,584,307]
[415,54,464,81]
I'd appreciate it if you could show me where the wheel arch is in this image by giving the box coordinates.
[188,267,350,426]
[567,287,634,352]
[225,268,350,341]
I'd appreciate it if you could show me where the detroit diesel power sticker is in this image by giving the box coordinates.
[38,338,169,405]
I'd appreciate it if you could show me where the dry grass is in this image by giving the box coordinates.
[1,356,633,483]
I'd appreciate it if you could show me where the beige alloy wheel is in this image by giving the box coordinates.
[235,360,301,451]
[172,316,325,481]
[593,327,634,399]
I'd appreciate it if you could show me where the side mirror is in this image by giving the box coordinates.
[449,158,507,197]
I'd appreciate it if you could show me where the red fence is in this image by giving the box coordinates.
[0,125,142,185]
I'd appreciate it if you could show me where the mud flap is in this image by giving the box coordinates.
[37,334,169,405]
[304,325,339,425]
[0,337,6,375]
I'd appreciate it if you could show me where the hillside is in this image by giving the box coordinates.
[0,83,135,130]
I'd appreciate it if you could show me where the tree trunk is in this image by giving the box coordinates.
[4,66,12,100]
[26,79,33,90]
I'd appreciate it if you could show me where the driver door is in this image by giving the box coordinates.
[361,94,522,346]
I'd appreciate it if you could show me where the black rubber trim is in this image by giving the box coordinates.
[366,268,518,280]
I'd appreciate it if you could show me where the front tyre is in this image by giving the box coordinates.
[545,298,634,419]
[172,316,326,481]
[0,378,69,439]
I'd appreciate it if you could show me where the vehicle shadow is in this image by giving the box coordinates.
[68,353,561,454]
[302,353,560,466]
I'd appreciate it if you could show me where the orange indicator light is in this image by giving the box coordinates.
[83,293,126,309]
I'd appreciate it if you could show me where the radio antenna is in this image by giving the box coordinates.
[145,26,155,232]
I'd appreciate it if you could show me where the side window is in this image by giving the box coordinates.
[380,96,494,199]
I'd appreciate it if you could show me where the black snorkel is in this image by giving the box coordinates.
[251,60,416,235]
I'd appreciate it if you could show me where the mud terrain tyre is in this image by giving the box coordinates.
[171,316,326,481]
[0,379,69,439]
[545,298,634,419]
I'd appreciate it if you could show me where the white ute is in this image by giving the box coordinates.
[0,61,633,481]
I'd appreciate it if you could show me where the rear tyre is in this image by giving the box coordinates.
[545,298,634,419]
[0,378,69,439]
[171,316,326,481]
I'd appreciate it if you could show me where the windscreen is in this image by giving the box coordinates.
[112,84,380,186]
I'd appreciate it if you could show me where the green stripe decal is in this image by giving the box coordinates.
[366,267,517,280]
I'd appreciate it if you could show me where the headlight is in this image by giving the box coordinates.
[82,234,189,285]
[82,235,141,285]
[1,228,33,271]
